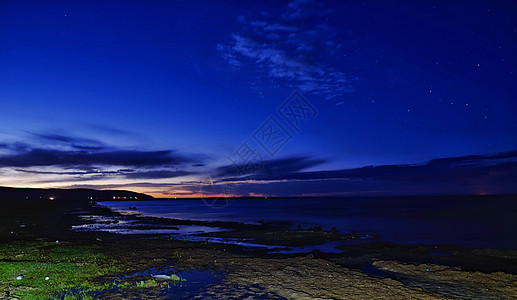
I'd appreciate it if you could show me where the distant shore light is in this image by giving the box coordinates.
[49,197,55,200]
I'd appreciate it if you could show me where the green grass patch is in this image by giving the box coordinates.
[170,274,182,282]
[136,279,158,288]
[0,241,121,299]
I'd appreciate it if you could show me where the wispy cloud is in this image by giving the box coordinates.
[0,132,202,183]
[32,133,107,151]
[0,148,190,167]
[15,168,193,180]
[123,170,193,179]
[224,150,517,182]
[0,142,30,153]
[215,155,327,179]
[69,182,187,190]
[4,130,516,197]
[217,0,356,101]
[212,150,517,196]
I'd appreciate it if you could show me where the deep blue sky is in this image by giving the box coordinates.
[1,0,516,197]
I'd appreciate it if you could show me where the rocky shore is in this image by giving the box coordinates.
[1,199,516,299]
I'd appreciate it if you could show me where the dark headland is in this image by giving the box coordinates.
[0,186,153,202]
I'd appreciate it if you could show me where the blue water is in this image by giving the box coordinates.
[60,267,223,299]
[100,196,517,249]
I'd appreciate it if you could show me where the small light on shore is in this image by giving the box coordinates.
[49,197,55,201]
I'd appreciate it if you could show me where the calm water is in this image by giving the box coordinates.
[100,196,517,249]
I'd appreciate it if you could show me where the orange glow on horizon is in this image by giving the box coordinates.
[249,192,266,197]
[144,192,240,199]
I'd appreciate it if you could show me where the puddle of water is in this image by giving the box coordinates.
[113,266,224,299]
[60,266,223,299]
[177,235,286,250]
[171,225,231,235]
[267,234,380,254]
[155,269,223,299]
[117,266,177,279]
[360,265,389,278]
[269,241,343,254]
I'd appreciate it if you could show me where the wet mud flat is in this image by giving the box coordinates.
[1,200,517,299]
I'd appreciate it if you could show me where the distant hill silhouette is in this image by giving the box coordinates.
[0,186,153,203]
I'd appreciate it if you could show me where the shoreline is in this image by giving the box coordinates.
[1,199,517,299]
[98,196,517,250]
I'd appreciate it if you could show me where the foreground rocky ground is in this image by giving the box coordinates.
[1,200,516,299]
[88,239,517,299]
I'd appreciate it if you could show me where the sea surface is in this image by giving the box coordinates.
[99,196,517,249]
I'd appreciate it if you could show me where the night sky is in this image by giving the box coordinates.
[1,0,516,197]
